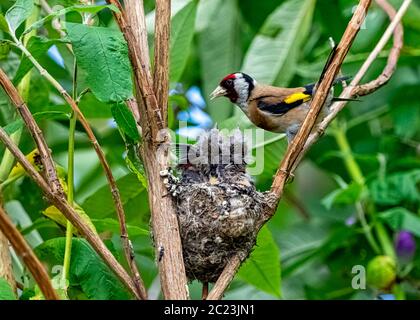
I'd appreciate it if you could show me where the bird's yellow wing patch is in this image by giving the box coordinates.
[284,92,311,104]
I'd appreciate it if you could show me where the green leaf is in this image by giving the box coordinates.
[0,40,11,60]
[13,36,64,85]
[322,182,364,210]
[35,238,131,299]
[82,173,146,219]
[66,23,133,103]
[198,0,241,122]
[92,218,149,237]
[124,143,148,188]
[22,4,118,36]
[370,170,420,206]
[0,13,10,34]
[111,102,140,142]
[170,0,198,83]
[0,278,16,300]
[78,92,113,119]
[379,207,420,237]
[5,0,34,34]
[238,227,281,298]
[242,0,316,86]
[3,111,69,135]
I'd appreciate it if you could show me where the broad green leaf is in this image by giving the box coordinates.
[198,0,241,122]
[22,4,118,36]
[242,0,316,86]
[66,23,133,103]
[111,102,140,142]
[170,0,198,83]
[13,36,64,85]
[92,218,149,237]
[369,170,420,206]
[379,208,420,237]
[0,278,16,300]
[82,173,146,219]
[5,0,33,34]
[322,182,364,210]
[3,111,69,135]
[0,13,9,34]
[238,227,281,297]
[35,238,131,300]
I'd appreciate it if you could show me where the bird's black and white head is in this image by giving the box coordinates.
[210,72,256,109]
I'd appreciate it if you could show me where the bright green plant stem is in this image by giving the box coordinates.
[62,63,78,284]
[332,123,395,258]
[0,5,40,182]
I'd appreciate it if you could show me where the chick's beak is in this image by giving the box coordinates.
[210,86,227,100]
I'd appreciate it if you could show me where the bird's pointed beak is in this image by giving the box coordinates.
[210,86,227,100]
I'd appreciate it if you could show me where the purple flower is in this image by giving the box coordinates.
[395,230,416,262]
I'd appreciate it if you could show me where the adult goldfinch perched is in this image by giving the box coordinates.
[210,73,350,142]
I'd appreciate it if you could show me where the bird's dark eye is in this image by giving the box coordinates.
[226,79,233,86]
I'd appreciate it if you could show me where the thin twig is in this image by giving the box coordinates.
[353,0,405,96]
[0,205,59,300]
[0,126,141,299]
[0,68,64,198]
[207,0,373,300]
[38,3,144,295]
[10,35,147,300]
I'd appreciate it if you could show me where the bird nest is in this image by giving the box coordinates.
[163,129,274,283]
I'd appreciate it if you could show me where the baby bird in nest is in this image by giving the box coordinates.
[162,129,275,291]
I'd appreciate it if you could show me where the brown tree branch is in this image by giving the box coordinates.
[153,0,171,124]
[0,68,63,199]
[0,205,59,300]
[0,231,16,295]
[108,0,189,299]
[0,126,141,299]
[207,0,373,300]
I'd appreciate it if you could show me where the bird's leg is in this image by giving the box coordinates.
[286,124,300,144]
[202,282,209,300]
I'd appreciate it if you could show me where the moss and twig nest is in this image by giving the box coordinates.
[163,129,274,283]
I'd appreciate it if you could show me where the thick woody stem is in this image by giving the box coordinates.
[108,0,189,299]
[0,205,59,300]
[154,0,171,124]
[0,126,141,299]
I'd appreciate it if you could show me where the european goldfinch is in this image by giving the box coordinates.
[210,73,350,142]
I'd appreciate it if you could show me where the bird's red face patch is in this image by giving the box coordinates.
[222,74,236,82]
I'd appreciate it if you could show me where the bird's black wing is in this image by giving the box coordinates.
[256,92,311,115]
